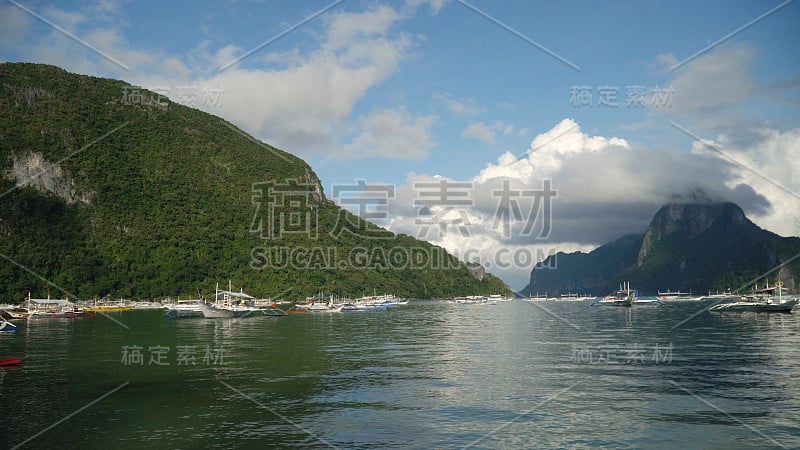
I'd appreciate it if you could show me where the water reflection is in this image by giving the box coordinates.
[1,302,798,448]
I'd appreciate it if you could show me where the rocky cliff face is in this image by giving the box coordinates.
[636,202,762,267]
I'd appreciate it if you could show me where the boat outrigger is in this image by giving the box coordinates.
[0,315,19,332]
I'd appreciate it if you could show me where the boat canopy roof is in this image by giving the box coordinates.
[29,299,74,306]
[216,290,254,300]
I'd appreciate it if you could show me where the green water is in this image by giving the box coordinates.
[2,301,800,449]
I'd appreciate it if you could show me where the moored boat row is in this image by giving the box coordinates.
[585,279,798,313]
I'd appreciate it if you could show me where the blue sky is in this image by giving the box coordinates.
[2,0,799,289]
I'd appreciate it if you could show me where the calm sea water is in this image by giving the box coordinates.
[2,300,799,449]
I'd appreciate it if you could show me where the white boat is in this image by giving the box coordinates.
[201,282,267,318]
[447,295,496,305]
[556,293,595,302]
[132,301,166,310]
[164,299,205,318]
[354,292,403,307]
[657,290,703,301]
[26,294,88,318]
[523,293,549,302]
[702,290,735,300]
[201,302,236,318]
[709,281,797,313]
[593,282,635,307]
[308,303,335,312]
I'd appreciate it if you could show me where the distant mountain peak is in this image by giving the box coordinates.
[645,201,747,242]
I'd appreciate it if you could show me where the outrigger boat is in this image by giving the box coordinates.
[446,295,497,305]
[657,290,701,301]
[557,293,596,302]
[523,293,549,302]
[709,281,797,313]
[83,298,134,312]
[164,299,205,318]
[592,282,635,307]
[25,292,93,319]
[201,282,286,318]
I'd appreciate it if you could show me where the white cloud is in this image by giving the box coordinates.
[177,5,417,157]
[461,122,495,144]
[439,93,481,116]
[693,127,800,236]
[650,44,755,128]
[461,120,515,145]
[324,5,401,50]
[9,3,423,159]
[404,0,450,14]
[343,107,437,160]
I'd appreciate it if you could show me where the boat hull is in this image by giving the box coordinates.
[201,303,236,318]
[0,320,19,332]
[164,309,203,318]
[0,357,21,366]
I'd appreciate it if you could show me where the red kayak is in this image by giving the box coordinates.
[0,358,21,366]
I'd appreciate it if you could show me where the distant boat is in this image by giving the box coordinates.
[83,298,134,312]
[201,282,278,318]
[164,299,205,318]
[593,282,635,307]
[702,290,735,300]
[657,290,700,301]
[447,295,496,305]
[1,307,29,320]
[557,293,595,302]
[308,303,335,312]
[131,301,167,310]
[523,293,549,302]
[0,357,21,366]
[25,294,93,319]
[709,281,797,313]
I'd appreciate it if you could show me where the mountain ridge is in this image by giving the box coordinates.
[0,62,511,300]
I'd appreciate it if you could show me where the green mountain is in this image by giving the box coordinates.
[0,63,511,301]
[522,234,643,296]
[522,201,798,296]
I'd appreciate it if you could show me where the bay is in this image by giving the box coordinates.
[2,300,799,449]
